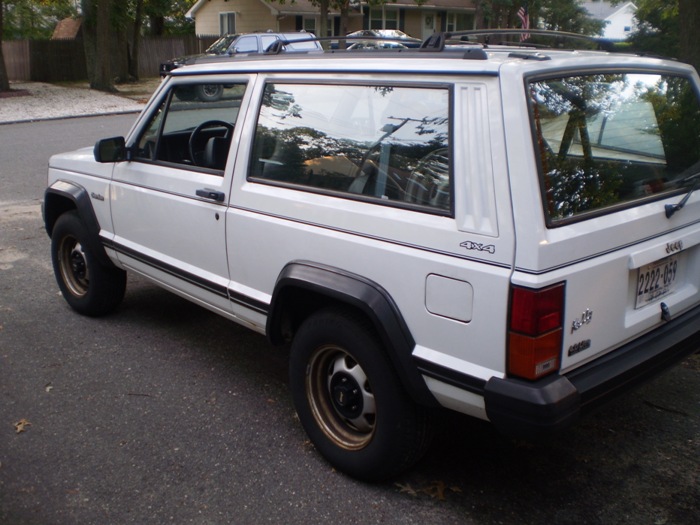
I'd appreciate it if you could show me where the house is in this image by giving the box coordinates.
[185,0,478,40]
[580,1,637,40]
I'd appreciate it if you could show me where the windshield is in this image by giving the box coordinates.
[529,72,700,225]
[206,34,238,54]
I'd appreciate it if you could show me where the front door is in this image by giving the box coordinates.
[109,79,248,315]
[422,12,437,40]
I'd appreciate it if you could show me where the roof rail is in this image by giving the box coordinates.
[420,29,614,52]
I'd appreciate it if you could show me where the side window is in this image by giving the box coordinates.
[233,35,258,53]
[135,82,246,172]
[261,35,278,52]
[249,83,451,213]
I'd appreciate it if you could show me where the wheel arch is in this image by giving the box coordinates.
[267,261,438,407]
[43,180,112,267]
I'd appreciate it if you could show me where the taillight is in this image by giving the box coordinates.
[508,283,565,380]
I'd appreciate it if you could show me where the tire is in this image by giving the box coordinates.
[51,211,126,317]
[195,84,223,102]
[174,86,196,101]
[289,307,433,481]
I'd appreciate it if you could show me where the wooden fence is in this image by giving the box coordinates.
[2,35,218,82]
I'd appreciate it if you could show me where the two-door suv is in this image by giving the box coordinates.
[44,31,700,481]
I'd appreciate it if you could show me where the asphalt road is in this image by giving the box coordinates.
[1,115,699,524]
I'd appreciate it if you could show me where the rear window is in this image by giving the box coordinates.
[529,72,700,225]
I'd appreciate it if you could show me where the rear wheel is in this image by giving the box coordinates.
[51,211,126,316]
[289,307,432,481]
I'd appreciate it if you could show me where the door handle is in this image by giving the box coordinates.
[196,188,225,202]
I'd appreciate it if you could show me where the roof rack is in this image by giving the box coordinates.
[262,29,613,58]
[420,29,615,52]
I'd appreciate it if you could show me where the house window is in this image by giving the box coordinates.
[220,12,236,35]
[446,13,474,32]
[369,7,399,30]
[302,16,316,33]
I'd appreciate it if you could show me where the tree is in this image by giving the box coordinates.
[612,0,699,74]
[0,0,10,91]
[678,0,700,74]
[1,0,78,39]
[81,0,115,92]
[79,0,196,90]
[626,0,699,73]
[474,1,605,35]
[613,1,678,58]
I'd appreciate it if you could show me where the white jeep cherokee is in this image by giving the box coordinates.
[44,32,700,481]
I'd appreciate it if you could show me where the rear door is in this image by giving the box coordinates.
[504,61,700,374]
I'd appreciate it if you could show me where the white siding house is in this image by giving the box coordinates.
[581,1,637,41]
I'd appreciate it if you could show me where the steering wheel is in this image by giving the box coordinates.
[189,120,234,166]
[406,147,450,208]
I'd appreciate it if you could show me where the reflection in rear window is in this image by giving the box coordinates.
[529,73,700,224]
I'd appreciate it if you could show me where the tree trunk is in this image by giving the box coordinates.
[114,24,130,83]
[318,0,329,48]
[679,0,700,74]
[92,0,115,92]
[0,0,10,92]
[474,1,485,30]
[338,1,350,49]
[129,0,144,80]
[149,15,165,36]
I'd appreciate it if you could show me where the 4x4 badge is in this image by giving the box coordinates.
[460,240,495,254]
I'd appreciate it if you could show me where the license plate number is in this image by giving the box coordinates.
[635,255,679,308]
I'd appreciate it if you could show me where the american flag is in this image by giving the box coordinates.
[517,3,530,42]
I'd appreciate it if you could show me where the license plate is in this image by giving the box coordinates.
[635,255,679,308]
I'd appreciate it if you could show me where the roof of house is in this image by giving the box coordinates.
[187,0,336,19]
[51,17,82,40]
[186,0,476,19]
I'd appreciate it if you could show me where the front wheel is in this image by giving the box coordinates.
[195,84,223,102]
[51,211,126,316]
[289,307,432,481]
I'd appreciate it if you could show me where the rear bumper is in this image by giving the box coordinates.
[484,303,700,438]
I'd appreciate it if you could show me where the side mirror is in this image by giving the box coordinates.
[94,136,126,163]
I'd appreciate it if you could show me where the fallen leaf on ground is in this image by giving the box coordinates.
[14,419,31,433]
[396,480,462,501]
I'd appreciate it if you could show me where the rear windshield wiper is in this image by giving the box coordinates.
[665,170,700,218]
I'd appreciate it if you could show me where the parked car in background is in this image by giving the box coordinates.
[159,31,321,77]
[333,29,420,49]
[160,31,321,102]
[345,29,420,46]
[346,40,408,50]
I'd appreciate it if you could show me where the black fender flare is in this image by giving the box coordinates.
[267,261,438,407]
[43,180,112,267]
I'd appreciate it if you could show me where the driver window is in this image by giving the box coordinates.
[135,82,246,173]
